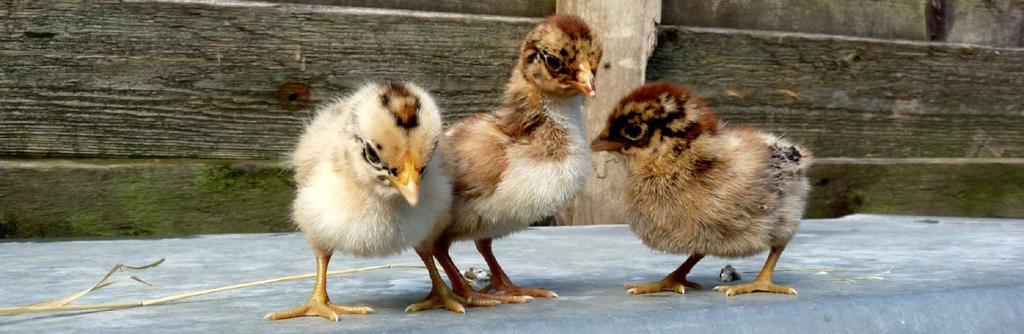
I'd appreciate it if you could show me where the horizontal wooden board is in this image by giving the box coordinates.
[808,159,1024,218]
[647,26,1024,158]
[248,0,556,17]
[661,0,931,41]
[0,160,296,238]
[942,0,1024,47]
[662,0,1024,47]
[0,0,535,159]
[3,2,1023,160]
[2,159,1022,238]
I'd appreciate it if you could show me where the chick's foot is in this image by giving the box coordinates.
[626,277,703,295]
[407,284,506,314]
[714,246,795,296]
[480,281,558,299]
[713,279,797,296]
[461,288,533,304]
[265,300,373,322]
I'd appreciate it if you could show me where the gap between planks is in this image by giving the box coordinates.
[4,158,1024,170]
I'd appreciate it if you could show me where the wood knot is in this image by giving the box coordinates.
[276,82,310,111]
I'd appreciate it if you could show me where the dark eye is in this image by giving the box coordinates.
[622,124,645,141]
[542,53,562,72]
[363,143,382,168]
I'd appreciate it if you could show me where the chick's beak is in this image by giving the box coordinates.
[572,63,596,97]
[590,133,622,152]
[391,156,421,207]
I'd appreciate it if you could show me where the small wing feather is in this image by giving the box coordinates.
[762,135,813,187]
[444,115,511,199]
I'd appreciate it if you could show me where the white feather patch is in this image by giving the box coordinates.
[295,156,451,257]
[470,95,591,237]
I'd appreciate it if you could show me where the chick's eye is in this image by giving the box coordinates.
[363,143,382,168]
[622,124,645,141]
[542,53,562,72]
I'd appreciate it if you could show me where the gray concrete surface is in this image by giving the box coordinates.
[1,214,1022,333]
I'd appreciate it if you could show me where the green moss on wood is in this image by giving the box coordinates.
[3,160,1023,238]
[0,161,297,239]
[0,212,16,239]
[807,162,1024,218]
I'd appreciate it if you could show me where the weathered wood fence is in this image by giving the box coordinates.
[1,0,1022,238]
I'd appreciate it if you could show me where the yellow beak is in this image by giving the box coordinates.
[573,63,596,97]
[391,155,421,206]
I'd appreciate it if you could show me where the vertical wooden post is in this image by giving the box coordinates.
[556,0,662,225]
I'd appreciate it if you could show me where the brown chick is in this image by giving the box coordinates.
[591,82,812,297]
[409,15,603,311]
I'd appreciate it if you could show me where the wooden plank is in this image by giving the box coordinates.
[807,160,1024,218]
[3,159,1022,238]
[247,0,556,17]
[0,0,536,159]
[4,1,1022,160]
[661,0,930,41]
[0,160,296,238]
[647,26,1024,158]
[940,0,1024,47]
[555,0,662,226]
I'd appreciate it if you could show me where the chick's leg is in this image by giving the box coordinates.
[476,238,557,298]
[435,237,529,305]
[265,249,374,321]
[713,245,797,296]
[405,246,477,313]
[626,254,705,295]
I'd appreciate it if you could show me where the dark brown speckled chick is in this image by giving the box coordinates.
[592,81,812,297]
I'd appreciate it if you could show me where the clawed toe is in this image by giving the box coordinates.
[405,291,467,314]
[482,283,557,299]
[406,287,507,314]
[714,280,797,296]
[466,290,530,304]
[266,301,373,322]
[625,277,698,295]
[328,303,374,314]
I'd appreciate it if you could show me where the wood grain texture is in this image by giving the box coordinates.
[942,0,1024,47]
[0,0,534,159]
[247,0,557,17]
[662,0,930,41]
[0,160,296,238]
[808,160,1024,218]
[4,1,1022,161]
[556,0,662,226]
[4,159,1021,238]
[648,26,1024,158]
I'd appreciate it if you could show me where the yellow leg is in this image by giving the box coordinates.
[405,246,499,313]
[626,254,705,295]
[713,245,798,296]
[265,249,374,322]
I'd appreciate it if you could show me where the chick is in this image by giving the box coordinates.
[266,81,455,321]
[591,82,812,297]
[417,15,603,307]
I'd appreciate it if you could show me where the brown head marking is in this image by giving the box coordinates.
[380,81,419,128]
[517,15,603,96]
[546,15,593,40]
[592,81,719,153]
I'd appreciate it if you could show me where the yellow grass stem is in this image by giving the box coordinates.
[0,262,424,316]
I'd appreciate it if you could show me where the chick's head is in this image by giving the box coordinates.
[348,81,442,206]
[517,15,603,97]
[591,81,719,155]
